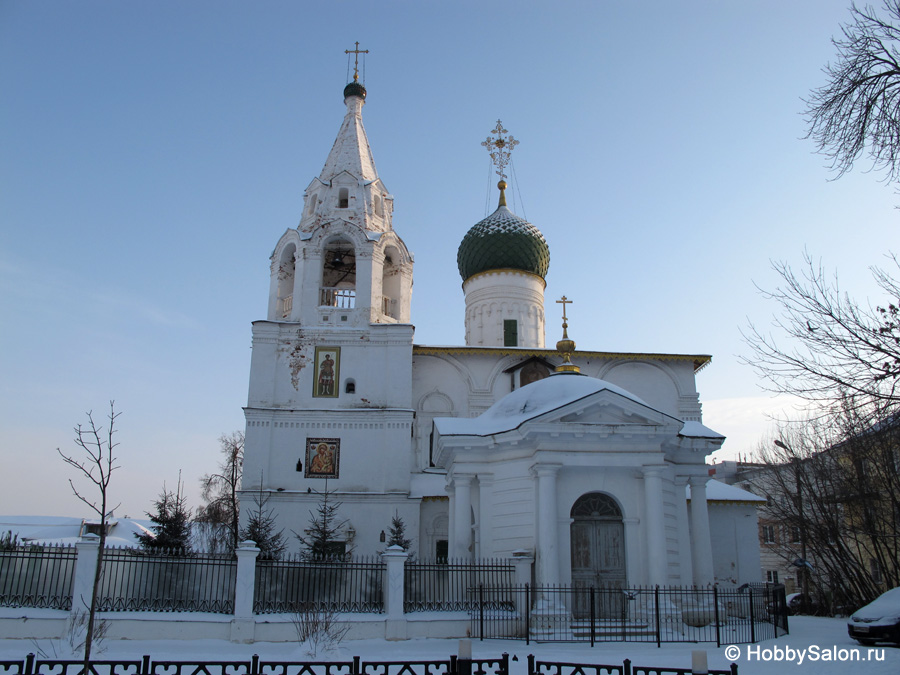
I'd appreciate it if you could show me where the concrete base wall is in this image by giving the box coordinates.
[0,609,471,644]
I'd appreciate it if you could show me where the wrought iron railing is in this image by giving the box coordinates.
[0,545,76,610]
[404,558,515,612]
[469,583,787,645]
[527,655,738,675]
[95,548,236,613]
[254,555,385,614]
[1,654,509,675]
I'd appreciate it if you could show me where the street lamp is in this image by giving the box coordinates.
[774,439,810,602]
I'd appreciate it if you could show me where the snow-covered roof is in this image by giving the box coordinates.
[434,373,657,437]
[0,515,152,548]
[685,480,766,503]
[679,421,725,439]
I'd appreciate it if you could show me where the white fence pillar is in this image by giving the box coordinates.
[71,534,100,617]
[230,540,259,643]
[381,545,408,640]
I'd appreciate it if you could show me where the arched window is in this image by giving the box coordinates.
[321,238,356,308]
[345,379,356,394]
[277,244,296,319]
[381,244,401,319]
[338,187,349,209]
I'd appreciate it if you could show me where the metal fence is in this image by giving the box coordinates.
[95,548,236,613]
[527,655,738,675]
[254,555,385,614]
[469,583,787,645]
[404,558,515,612]
[0,546,76,610]
[0,654,510,675]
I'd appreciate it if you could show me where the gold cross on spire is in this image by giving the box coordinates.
[556,295,572,325]
[555,295,580,373]
[345,41,369,82]
[481,120,519,181]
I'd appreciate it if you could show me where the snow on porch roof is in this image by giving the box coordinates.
[686,479,766,503]
[433,373,665,437]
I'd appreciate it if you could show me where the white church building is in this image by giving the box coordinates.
[240,74,762,590]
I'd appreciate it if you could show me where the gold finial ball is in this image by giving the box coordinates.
[497,180,507,191]
[556,338,576,353]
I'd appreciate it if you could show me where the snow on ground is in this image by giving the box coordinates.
[0,618,896,674]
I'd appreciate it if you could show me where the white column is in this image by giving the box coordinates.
[231,540,259,643]
[451,474,474,559]
[689,476,715,585]
[643,466,668,585]
[477,475,495,558]
[674,477,694,584]
[72,534,100,619]
[532,464,562,586]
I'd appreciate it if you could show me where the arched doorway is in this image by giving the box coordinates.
[570,492,626,619]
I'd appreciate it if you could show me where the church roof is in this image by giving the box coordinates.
[434,372,665,437]
[412,345,712,373]
[317,83,379,184]
[457,204,550,282]
[686,480,767,504]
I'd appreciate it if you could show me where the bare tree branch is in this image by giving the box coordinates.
[741,253,900,409]
[805,1,900,183]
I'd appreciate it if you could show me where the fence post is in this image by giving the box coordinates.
[748,587,755,644]
[527,654,534,675]
[623,658,631,675]
[231,540,259,643]
[654,585,661,648]
[590,586,595,648]
[24,653,34,675]
[714,585,721,648]
[381,544,408,640]
[510,550,533,643]
[71,534,100,620]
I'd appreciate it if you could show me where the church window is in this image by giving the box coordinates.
[276,244,296,320]
[503,319,518,347]
[381,245,401,319]
[345,380,356,394]
[435,539,448,563]
[338,187,349,208]
[374,194,383,216]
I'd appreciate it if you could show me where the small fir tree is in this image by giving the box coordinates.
[136,476,192,554]
[239,483,286,560]
[294,481,349,560]
[386,513,411,551]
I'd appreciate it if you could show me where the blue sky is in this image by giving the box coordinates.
[1,1,896,518]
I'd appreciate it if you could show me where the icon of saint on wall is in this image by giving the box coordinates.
[313,347,340,398]
[305,438,339,478]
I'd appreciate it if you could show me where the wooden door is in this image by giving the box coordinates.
[570,493,625,619]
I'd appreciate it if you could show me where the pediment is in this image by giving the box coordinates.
[434,378,682,440]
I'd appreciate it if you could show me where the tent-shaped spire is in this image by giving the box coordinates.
[318,84,379,184]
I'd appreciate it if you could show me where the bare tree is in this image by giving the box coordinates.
[742,253,900,409]
[747,401,900,611]
[57,402,120,667]
[195,431,243,553]
[805,1,900,183]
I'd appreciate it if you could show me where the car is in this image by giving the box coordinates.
[786,592,820,615]
[847,586,900,646]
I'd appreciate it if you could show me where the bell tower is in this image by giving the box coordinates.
[241,57,418,556]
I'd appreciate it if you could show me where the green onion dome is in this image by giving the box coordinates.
[457,190,550,283]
